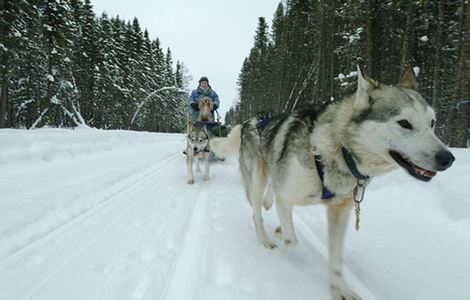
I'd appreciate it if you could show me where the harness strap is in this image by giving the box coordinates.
[314,155,335,199]
[193,147,211,155]
[215,109,222,137]
[314,148,370,200]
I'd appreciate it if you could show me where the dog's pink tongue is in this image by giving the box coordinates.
[414,166,436,177]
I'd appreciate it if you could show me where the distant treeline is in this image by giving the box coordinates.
[0,0,187,132]
[228,0,469,147]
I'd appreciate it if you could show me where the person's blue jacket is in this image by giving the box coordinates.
[188,86,220,121]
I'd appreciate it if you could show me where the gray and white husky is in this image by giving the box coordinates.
[186,122,211,184]
[210,66,455,300]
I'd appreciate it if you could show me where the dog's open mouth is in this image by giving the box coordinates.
[389,150,436,182]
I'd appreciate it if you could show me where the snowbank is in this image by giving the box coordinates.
[0,128,179,166]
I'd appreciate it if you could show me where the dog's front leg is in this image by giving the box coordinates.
[195,155,201,172]
[274,199,298,247]
[187,152,195,184]
[328,197,361,300]
[203,153,210,181]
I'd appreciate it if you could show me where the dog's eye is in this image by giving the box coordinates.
[397,120,413,130]
[430,120,435,128]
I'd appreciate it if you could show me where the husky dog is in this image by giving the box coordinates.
[186,122,211,184]
[210,66,455,300]
[198,97,214,122]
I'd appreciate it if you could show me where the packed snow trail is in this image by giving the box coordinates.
[1,128,469,300]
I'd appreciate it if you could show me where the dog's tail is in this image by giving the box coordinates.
[210,124,242,158]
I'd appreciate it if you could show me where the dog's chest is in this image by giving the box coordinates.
[273,156,324,204]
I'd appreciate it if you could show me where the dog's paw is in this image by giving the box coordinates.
[283,238,298,247]
[331,282,361,300]
[274,226,283,240]
[187,178,195,185]
[258,234,277,249]
[274,226,298,247]
[261,240,277,250]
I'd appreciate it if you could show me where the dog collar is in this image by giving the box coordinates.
[314,148,370,200]
[315,148,370,231]
[341,148,370,181]
[314,155,335,199]
[194,147,211,155]
[341,147,371,231]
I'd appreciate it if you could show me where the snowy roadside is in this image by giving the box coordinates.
[0,127,177,166]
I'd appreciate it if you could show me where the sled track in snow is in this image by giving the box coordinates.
[0,152,180,265]
[22,152,184,299]
[160,183,211,300]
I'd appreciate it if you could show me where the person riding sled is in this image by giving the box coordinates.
[184,76,227,157]
[188,76,220,122]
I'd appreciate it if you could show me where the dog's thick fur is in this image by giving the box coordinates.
[210,66,455,300]
[186,122,211,184]
[198,97,214,122]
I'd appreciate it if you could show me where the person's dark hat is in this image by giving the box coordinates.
[199,76,209,83]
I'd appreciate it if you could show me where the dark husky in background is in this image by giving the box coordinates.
[210,66,455,300]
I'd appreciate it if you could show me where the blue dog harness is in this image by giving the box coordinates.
[314,148,370,199]
[314,156,335,199]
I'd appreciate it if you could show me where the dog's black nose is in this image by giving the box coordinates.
[193,147,198,151]
[435,150,455,170]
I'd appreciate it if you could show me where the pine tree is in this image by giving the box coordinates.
[0,0,22,128]
[234,0,467,147]
[3,0,46,128]
[33,0,77,128]
[271,2,287,111]
[95,12,115,128]
[448,0,470,147]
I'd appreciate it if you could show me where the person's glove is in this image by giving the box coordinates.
[190,102,199,111]
[213,104,218,111]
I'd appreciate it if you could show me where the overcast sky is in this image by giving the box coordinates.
[91,0,281,117]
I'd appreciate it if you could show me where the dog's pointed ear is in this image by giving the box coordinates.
[355,65,378,111]
[187,120,195,130]
[399,66,418,90]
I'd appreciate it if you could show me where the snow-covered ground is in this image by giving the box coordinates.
[1,128,469,300]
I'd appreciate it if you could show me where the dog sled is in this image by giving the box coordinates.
[194,120,229,137]
[188,96,229,137]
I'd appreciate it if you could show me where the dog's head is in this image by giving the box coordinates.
[187,122,210,153]
[350,65,455,181]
